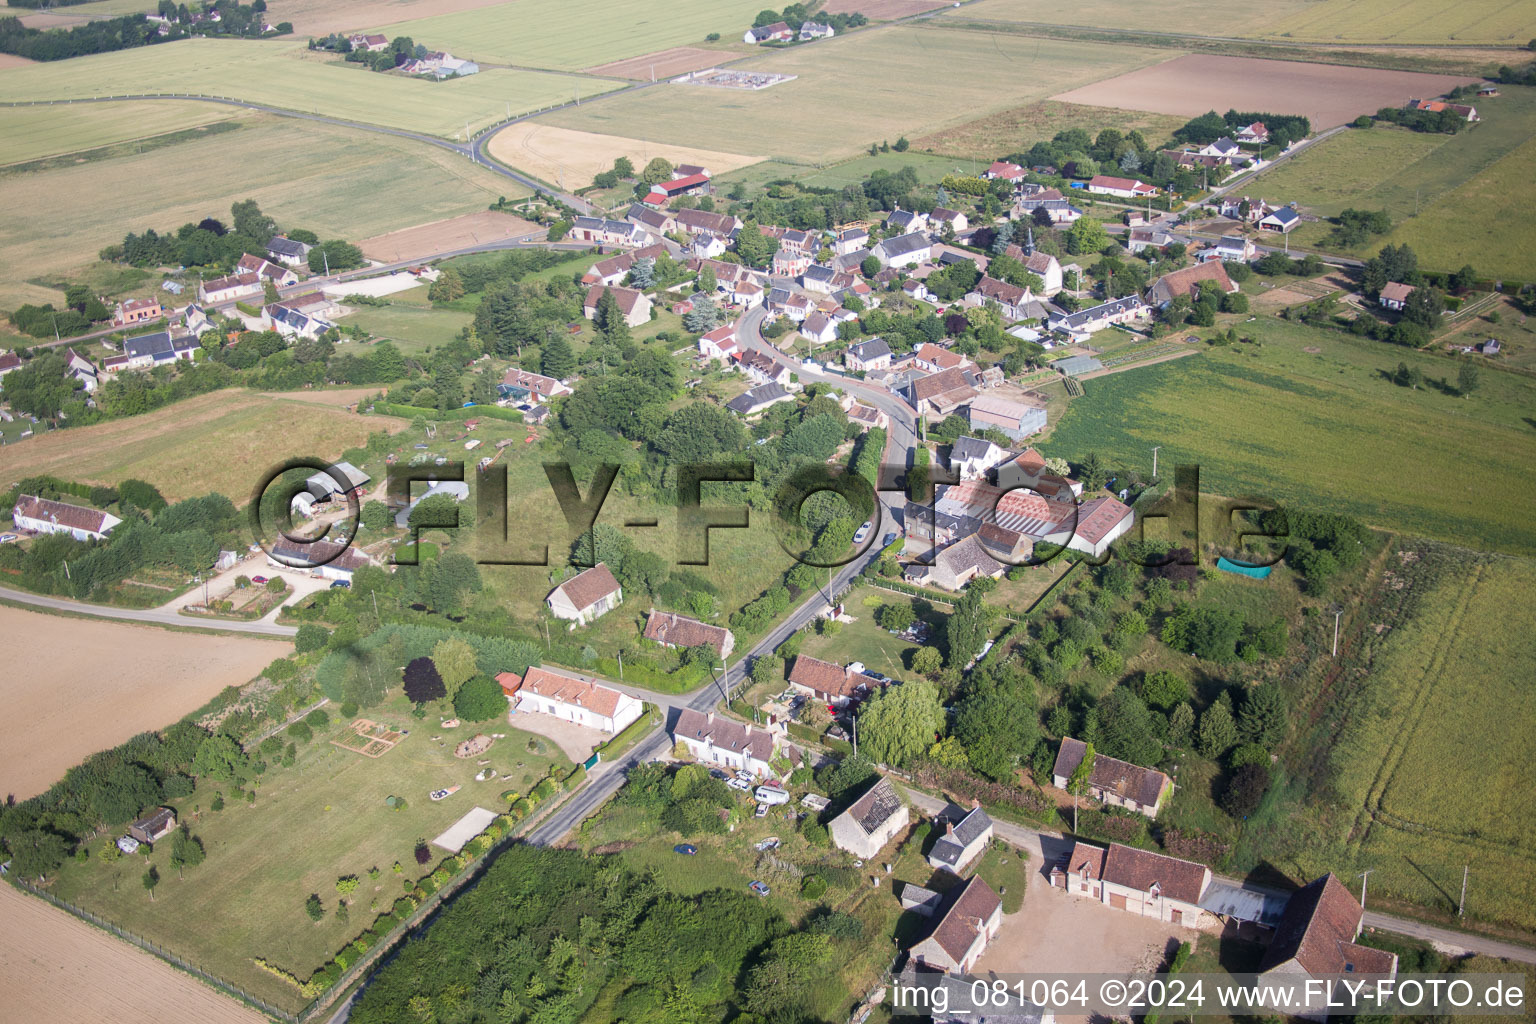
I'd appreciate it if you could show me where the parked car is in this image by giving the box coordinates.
[251,575,269,584]
[883,532,897,546]
[853,520,873,543]
[673,844,698,856]
[728,778,750,791]
[754,803,769,818]
[708,768,728,780]
[330,580,350,589]
[754,837,781,851]
[0,534,18,543]
[749,880,770,896]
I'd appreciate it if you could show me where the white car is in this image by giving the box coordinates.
[754,803,769,818]
[728,778,751,791]
[853,520,873,544]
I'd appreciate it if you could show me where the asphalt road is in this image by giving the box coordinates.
[0,583,298,636]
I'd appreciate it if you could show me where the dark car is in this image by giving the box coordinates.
[673,844,698,856]
[884,532,897,546]
[330,580,351,589]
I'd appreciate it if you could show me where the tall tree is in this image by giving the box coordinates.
[857,678,943,767]
[540,333,575,379]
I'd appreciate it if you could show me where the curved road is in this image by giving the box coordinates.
[0,584,297,636]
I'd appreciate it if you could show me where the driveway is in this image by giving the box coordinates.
[507,710,607,762]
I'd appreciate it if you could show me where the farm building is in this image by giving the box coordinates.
[1055,841,1212,927]
[830,777,909,858]
[787,655,881,707]
[1258,874,1399,1020]
[643,609,734,658]
[265,236,312,267]
[907,876,1004,973]
[128,808,177,845]
[546,563,624,626]
[1052,737,1171,818]
[268,538,373,582]
[11,495,121,542]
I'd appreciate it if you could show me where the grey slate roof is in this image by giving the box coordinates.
[877,231,932,260]
[929,806,993,868]
[266,236,309,258]
[950,435,995,463]
[849,338,891,362]
[726,383,792,415]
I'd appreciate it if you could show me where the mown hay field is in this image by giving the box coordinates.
[0,39,619,136]
[0,113,524,309]
[0,100,239,164]
[912,99,1190,161]
[1337,556,1536,929]
[1043,317,1536,555]
[380,0,768,70]
[0,390,408,503]
[540,26,1177,162]
[1241,89,1536,279]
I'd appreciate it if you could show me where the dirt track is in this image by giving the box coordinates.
[0,884,266,1024]
[0,606,286,800]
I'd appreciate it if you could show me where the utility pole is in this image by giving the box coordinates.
[617,648,624,683]
[1358,869,1373,913]
[1332,604,1343,657]
[1151,445,1162,478]
[1458,865,1468,918]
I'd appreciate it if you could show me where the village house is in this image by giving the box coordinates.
[198,272,262,304]
[772,248,813,278]
[846,400,888,432]
[1145,261,1238,308]
[907,876,1004,973]
[905,534,1005,591]
[265,236,312,268]
[1127,227,1177,254]
[626,204,673,236]
[930,207,968,234]
[798,20,833,40]
[120,331,199,369]
[1023,250,1064,295]
[571,216,651,248]
[834,226,869,254]
[1379,282,1415,311]
[1015,189,1082,225]
[12,494,122,541]
[745,20,793,42]
[967,395,1047,441]
[63,347,97,392]
[966,276,1036,321]
[268,537,373,582]
[985,160,1027,183]
[1057,841,1211,927]
[994,447,1083,498]
[788,655,882,707]
[1235,121,1269,143]
[1046,294,1149,336]
[672,708,779,777]
[765,287,812,323]
[1198,136,1242,161]
[739,349,793,387]
[698,322,740,364]
[581,243,667,286]
[114,296,163,326]
[846,337,892,372]
[800,310,839,345]
[583,284,652,328]
[1258,874,1398,1021]
[902,501,970,552]
[546,563,623,626]
[886,208,928,234]
[264,291,339,338]
[499,367,573,404]
[903,366,977,417]
[928,804,994,874]
[643,609,735,658]
[673,208,739,238]
[1408,98,1478,121]
[503,666,643,735]
[830,777,909,858]
[1257,206,1301,233]
[1052,737,1172,818]
[727,382,795,417]
[1087,175,1158,199]
[1198,235,1258,263]
[0,351,21,378]
[236,252,300,286]
[348,32,388,51]
[948,435,1009,481]
[911,342,972,374]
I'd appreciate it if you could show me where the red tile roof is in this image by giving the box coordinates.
[552,563,622,612]
[518,666,625,718]
[1053,736,1168,807]
[926,875,1002,963]
[13,494,114,534]
[788,655,876,700]
[643,610,732,656]
[1102,842,1209,904]
[1262,874,1396,976]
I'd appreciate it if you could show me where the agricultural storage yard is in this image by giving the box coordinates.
[0,112,522,308]
[0,40,620,137]
[46,689,576,1013]
[0,883,267,1024]
[487,122,764,191]
[379,0,769,70]
[0,607,288,801]
[1044,318,1536,555]
[541,26,1176,162]
[0,390,407,503]
[1051,54,1480,129]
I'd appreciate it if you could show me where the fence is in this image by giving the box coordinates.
[6,876,297,1021]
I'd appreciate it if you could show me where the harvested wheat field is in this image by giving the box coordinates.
[0,53,35,67]
[823,0,954,18]
[488,122,763,189]
[0,606,286,800]
[0,390,407,504]
[1052,54,1479,129]
[586,46,732,80]
[263,0,510,36]
[0,884,266,1024]
[359,210,540,262]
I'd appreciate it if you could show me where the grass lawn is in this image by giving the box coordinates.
[1243,90,1536,279]
[0,39,620,137]
[540,26,1176,162]
[0,112,527,314]
[970,843,1031,914]
[48,690,575,1013]
[799,589,946,677]
[343,302,475,357]
[1043,315,1536,555]
[381,0,768,71]
[0,389,409,504]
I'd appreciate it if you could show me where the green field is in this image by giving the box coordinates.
[1244,89,1536,279]
[913,98,1191,161]
[381,0,764,70]
[0,100,239,165]
[0,40,619,137]
[1044,317,1536,555]
[343,297,475,357]
[950,0,1536,44]
[0,112,524,311]
[541,26,1177,162]
[49,691,573,1012]
[1325,554,1536,929]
